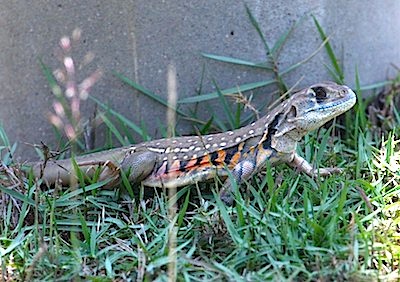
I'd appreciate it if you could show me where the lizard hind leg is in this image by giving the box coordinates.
[120,150,158,184]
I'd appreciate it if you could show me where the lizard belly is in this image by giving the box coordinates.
[141,166,229,188]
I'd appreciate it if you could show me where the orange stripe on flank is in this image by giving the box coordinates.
[215,150,226,165]
[185,157,198,169]
[199,154,211,165]
[168,160,181,172]
[229,151,241,166]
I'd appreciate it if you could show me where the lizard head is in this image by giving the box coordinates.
[285,82,356,133]
[271,82,356,151]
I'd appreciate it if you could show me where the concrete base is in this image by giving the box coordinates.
[0,1,398,160]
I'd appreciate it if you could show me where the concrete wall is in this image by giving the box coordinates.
[0,1,399,160]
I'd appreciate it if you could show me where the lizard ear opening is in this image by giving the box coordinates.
[288,105,297,119]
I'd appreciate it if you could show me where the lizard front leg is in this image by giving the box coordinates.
[288,154,342,177]
[220,158,258,205]
[219,153,342,205]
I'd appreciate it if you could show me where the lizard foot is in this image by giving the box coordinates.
[289,154,343,178]
[219,190,234,206]
[316,167,343,176]
[77,160,121,188]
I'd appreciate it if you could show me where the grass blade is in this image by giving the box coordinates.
[113,71,188,118]
[0,185,36,206]
[178,79,275,104]
[89,95,150,140]
[202,53,273,70]
[245,5,271,56]
[213,80,235,129]
[271,14,306,56]
[213,190,243,246]
[312,16,344,83]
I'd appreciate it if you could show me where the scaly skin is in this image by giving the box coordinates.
[29,82,356,204]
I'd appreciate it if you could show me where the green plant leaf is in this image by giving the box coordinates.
[178,80,275,104]
[202,53,273,70]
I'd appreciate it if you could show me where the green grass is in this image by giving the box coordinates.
[1,10,400,281]
[1,113,399,280]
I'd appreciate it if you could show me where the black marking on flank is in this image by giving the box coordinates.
[224,146,239,164]
[155,161,164,172]
[262,113,281,150]
[195,156,202,166]
[155,160,168,175]
[164,161,169,174]
[179,160,189,172]
[210,151,220,166]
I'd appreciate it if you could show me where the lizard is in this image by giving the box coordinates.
[28,82,356,204]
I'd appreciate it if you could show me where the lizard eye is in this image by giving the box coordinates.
[312,86,327,102]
